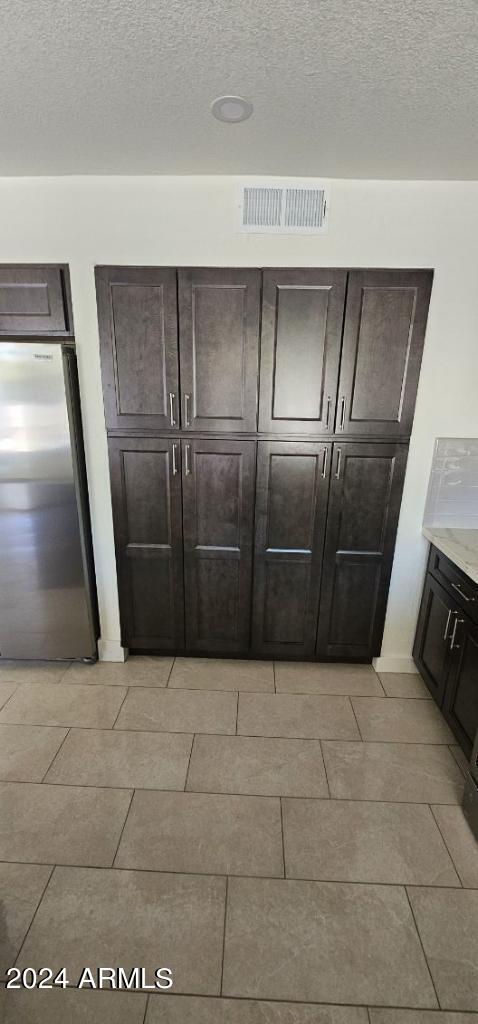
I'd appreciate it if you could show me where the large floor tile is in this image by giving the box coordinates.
[187,734,328,797]
[432,805,478,887]
[0,862,52,975]
[275,662,384,696]
[45,728,193,790]
[147,995,368,1023]
[0,682,17,710]
[407,887,478,1010]
[115,687,237,734]
[223,877,437,1006]
[0,660,69,684]
[169,658,274,692]
[0,682,127,728]
[17,866,226,995]
[62,655,173,687]
[379,672,432,698]
[116,790,283,876]
[282,799,459,885]
[322,742,464,803]
[0,782,131,866]
[369,1011,478,1024]
[237,693,359,740]
[0,989,147,1023]
[352,697,454,743]
[0,724,67,782]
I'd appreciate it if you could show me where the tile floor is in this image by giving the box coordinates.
[0,657,477,1023]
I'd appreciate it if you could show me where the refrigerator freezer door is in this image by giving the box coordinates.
[0,342,96,659]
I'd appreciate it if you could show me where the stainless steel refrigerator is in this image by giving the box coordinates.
[0,341,98,661]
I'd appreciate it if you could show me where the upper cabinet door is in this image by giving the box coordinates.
[96,266,180,431]
[258,269,347,435]
[178,268,261,432]
[0,265,70,335]
[336,270,433,437]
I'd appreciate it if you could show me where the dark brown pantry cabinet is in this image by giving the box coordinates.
[97,265,433,662]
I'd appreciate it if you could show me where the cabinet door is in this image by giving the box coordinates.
[96,267,179,431]
[108,437,184,650]
[336,270,433,436]
[252,441,331,657]
[182,439,255,652]
[317,443,408,660]
[443,615,478,757]
[413,574,456,705]
[0,265,69,334]
[178,268,261,432]
[258,269,347,434]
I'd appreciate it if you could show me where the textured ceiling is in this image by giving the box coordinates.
[1,0,477,177]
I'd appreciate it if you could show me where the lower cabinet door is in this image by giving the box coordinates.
[413,574,456,705]
[108,437,185,650]
[442,614,478,757]
[182,439,256,652]
[252,441,331,657]
[316,443,408,660]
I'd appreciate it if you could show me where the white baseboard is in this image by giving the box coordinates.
[97,638,128,663]
[372,656,418,675]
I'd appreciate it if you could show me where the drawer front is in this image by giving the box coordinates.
[428,545,478,626]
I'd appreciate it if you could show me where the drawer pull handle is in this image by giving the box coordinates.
[322,447,328,478]
[169,392,176,427]
[335,448,342,480]
[339,396,346,431]
[184,443,191,476]
[325,396,331,428]
[450,614,464,650]
[443,608,453,641]
[184,393,191,427]
[172,443,179,476]
[451,582,475,603]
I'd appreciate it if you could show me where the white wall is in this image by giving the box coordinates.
[1,176,477,667]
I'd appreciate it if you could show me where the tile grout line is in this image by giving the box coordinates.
[429,803,464,887]
[404,884,442,1009]
[279,797,286,878]
[235,692,239,734]
[12,863,55,968]
[273,660,277,692]
[111,788,135,867]
[319,739,332,799]
[219,875,229,996]
[348,697,364,741]
[40,726,71,783]
[165,657,176,687]
[111,686,131,729]
[142,993,150,1024]
[183,734,196,791]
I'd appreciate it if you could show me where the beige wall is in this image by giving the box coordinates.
[1,176,477,666]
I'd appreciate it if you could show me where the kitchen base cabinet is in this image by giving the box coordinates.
[443,616,478,756]
[316,443,408,660]
[413,574,456,705]
[251,441,331,658]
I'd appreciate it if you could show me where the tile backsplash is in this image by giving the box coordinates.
[423,438,478,528]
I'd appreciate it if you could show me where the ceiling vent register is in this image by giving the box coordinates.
[239,180,329,234]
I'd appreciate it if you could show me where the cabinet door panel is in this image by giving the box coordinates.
[336,270,432,436]
[182,439,255,651]
[443,616,478,757]
[413,574,455,704]
[108,438,184,649]
[259,270,346,434]
[0,265,69,334]
[178,269,261,432]
[252,441,331,657]
[317,443,407,660]
[96,267,179,430]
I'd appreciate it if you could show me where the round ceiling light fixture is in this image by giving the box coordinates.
[211,95,253,123]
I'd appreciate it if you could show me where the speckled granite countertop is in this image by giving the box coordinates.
[422,527,478,585]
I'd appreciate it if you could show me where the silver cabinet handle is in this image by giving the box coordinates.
[184,393,191,427]
[325,396,331,429]
[169,392,176,427]
[184,443,191,476]
[451,582,475,603]
[450,614,464,650]
[443,608,453,641]
[335,448,342,480]
[339,396,346,431]
[172,443,179,476]
[322,447,328,478]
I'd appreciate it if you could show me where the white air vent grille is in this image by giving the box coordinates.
[239,180,329,234]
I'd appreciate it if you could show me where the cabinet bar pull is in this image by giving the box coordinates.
[322,447,328,478]
[451,582,475,603]
[184,393,191,427]
[325,396,331,428]
[443,608,453,641]
[335,448,342,480]
[184,443,191,476]
[172,443,178,476]
[339,396,346,430]
[169,392,176,427]
[450,614,464,650]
